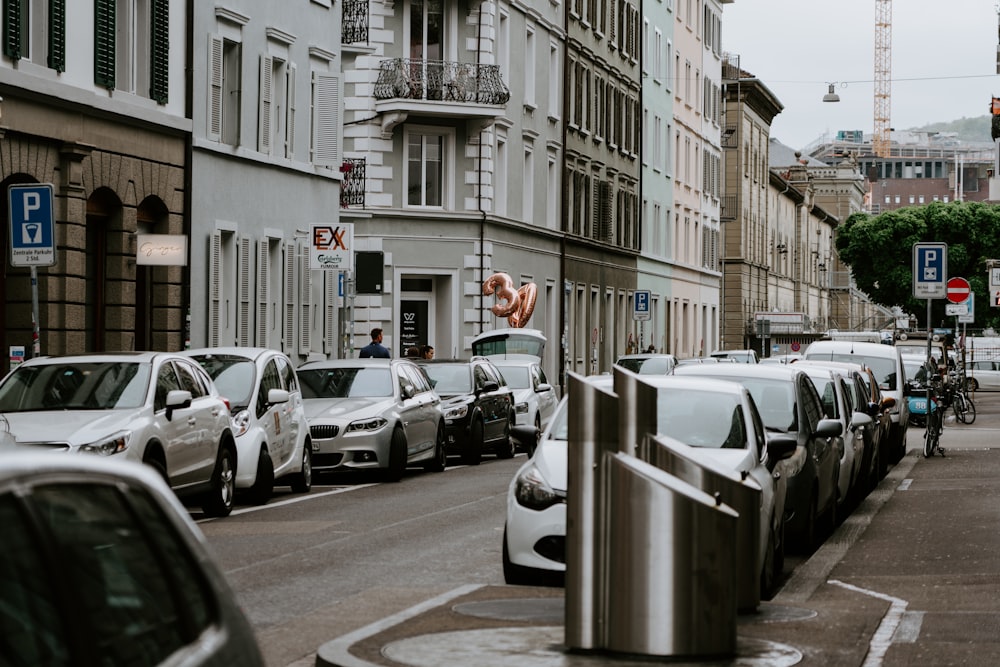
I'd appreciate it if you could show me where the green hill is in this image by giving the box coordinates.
[907,116,993,143]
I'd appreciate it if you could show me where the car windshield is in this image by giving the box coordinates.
[495,366,530,389]
[616,357,673,375]
[0,362,151,411]
[420,365,472,394]
[299,367,393,398]
[548,386,746,449]
[804,353,898,390]
[191,355,256,407]
[682,375,797,432]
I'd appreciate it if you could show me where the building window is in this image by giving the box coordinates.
[311,72,340,167]
[2,0,66,71]
[524,25,535,108]
[523,141,534,221]
[495,128,507,216]
[208,35,243,145]
[259,56,294,157]
[405,128,448,208]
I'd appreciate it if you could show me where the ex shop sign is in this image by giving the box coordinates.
[309,223,354,271]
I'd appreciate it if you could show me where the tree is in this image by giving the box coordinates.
[836,201,1000,330]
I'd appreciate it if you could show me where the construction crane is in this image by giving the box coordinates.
[873,0,892,158]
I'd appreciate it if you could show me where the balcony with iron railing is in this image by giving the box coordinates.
[340,158,366,209]
[373,58,510,135]
[342,0,369,45]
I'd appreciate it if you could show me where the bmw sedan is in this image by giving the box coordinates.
[503,374,797,599]
[297,358,446,482]
[0,352,238,517]
[674,363,843,552]
[185,347,312,505]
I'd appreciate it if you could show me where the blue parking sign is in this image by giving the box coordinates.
[8,184,56,267]
[633,290,651,321]
[913,242,946,299]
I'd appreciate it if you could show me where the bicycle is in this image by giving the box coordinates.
[947,369,976,424]
[922,377,945,458]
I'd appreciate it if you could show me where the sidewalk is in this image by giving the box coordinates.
[316,423,1000,667]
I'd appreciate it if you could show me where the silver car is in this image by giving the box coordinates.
[185,347,312,505]
[0,352,238,517]
[0,451,265,665]
[491,358,558,443]
[297,358,446,482]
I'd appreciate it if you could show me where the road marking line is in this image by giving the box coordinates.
[898,478,912,490]
[829,579,909,667]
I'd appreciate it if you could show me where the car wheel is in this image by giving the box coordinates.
[424,422,447,473]
[969,377,979,391]
[384,427,407,482]
[247,448,274,506]
[495,414,516,459]
[463,418,484,466]
[289,444,313,493]
[528,415,542,457]
[142,449,168,484]
[202,443,235,518]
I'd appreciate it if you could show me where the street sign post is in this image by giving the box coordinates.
[8,184,56,268]
[633,290,651,321]
[946,276,971,304]
[912,242,947,299]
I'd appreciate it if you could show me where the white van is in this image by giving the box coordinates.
[801,340,909,464]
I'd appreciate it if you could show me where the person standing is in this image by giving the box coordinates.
[360,328,390,358]
[421,345,435,359]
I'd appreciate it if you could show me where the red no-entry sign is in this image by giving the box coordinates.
[946,276,971,304]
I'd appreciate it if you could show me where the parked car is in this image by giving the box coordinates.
[184,347,312,505]
[793,359,892,494]
[614,353,679,375]
[490,357,559,454]
[416,357,516,464]
[503,374,798,598]
[710,349,760,364]
[0,352,238,517]
[759,354,803,365]
[0,451,266,666]
[966,359,1000,391]
[801,340,909,465]
[296,358,446,482]
[674,363,843,551]
[675,356,738,366]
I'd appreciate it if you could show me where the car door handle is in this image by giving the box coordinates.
[187,417,197,426]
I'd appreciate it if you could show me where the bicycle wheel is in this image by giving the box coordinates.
[962,397,976,425]
[923,409,940,458]
[953,393,967,424]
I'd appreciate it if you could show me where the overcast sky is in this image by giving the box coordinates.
[723,0,1000,150]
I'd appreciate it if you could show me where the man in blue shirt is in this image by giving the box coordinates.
[359,327,390,358]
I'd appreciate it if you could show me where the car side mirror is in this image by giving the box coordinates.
[881,396,896,410]
[165,389,193,421]
[267,388,290,406]
[535,383,552,393]
[401,384,415,399]
[481,380,500,394]
[815,418,843,439]
[765,434,798,472]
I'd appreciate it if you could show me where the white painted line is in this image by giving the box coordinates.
[898,478,913,491]
[195,483,379,522]
[829,579,909,667]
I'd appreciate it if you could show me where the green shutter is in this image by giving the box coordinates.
[150,0,169,103]
[48,0,65,72]
[94,0,115,89]
[3,0,22,61]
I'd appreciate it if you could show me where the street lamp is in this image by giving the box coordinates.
[822,83,840,103]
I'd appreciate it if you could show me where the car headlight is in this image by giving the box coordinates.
[80,431,131,456]
[513,463,563,511]
[443,404,469,420]
[514,402,529,414]
[231,409,251,438]
[347,416,388,432]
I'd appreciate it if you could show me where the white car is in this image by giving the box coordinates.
[490,358,558,446]
[503,374,797,598]
[0,352,238,517]
[966,359,1000,391]
[184,347,312,505]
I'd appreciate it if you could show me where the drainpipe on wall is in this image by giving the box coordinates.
[558,1,569,396]
[476,3,487,335]
[183,0,194,350]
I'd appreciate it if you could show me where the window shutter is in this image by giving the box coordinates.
[237,236,252,347]
[94,0,115,89]
[283,241,298,356]
[258,55,273,153]
[311,72,341,167]
[208,231,222,347]
[3,0,21,60]
[299,247,312,350]
[257,240,270,347]
[150,0,169,104]
[48,0,66,72]
[286,63,296,157]
[324,271,336,354]
[208,35,223,141]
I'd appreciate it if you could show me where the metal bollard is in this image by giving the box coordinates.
[564,372,618,650]
[604,452,738,658]
[645,434,764,612]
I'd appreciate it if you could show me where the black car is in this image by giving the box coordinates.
[417,357,516,464]
[673,363,844,552]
